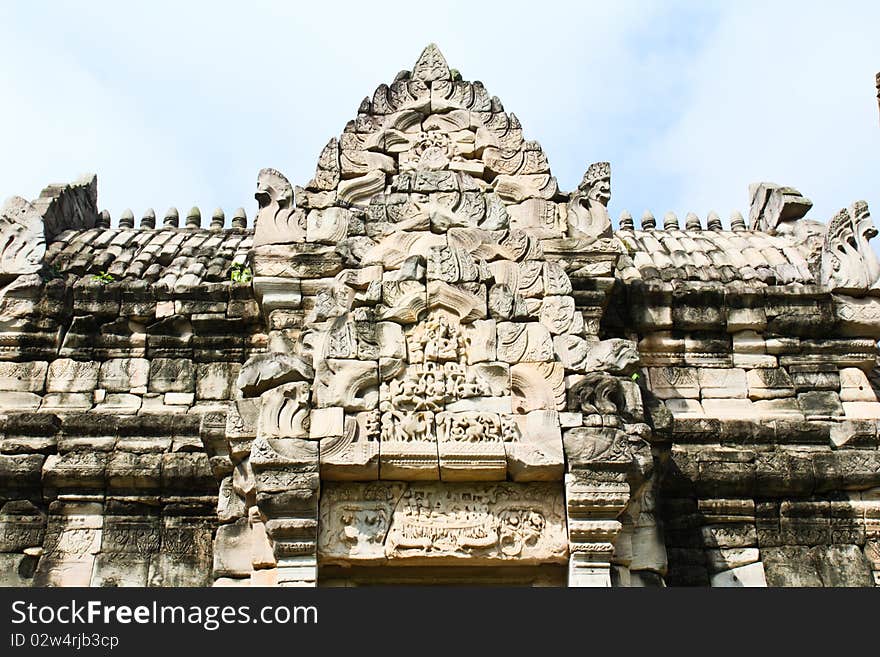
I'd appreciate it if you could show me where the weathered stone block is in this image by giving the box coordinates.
[752,398,804,419]
[496,322,553,363]
[39,392,93,412]
[106,452,162,489]
[313,359,378,411]
[320,412,380,481]
[0,391,42,411]
[42,452,107,489]
[746,368,795,400]
[705,547,760,573]
[161,452,215,491]
[149,358,195,393]
[698,368,747,399]
[33,555,96,587]
[762,545,873,587]
[0,500,46,551]
[789,364,840,392]
[842,401,880,419]
[0,552,39,586]
[99,358,150,391]
[93,393,142,414]
[0,361,47,392]
[196,362,241,400]
[318,481,567,566]
[379,411,439,481]
[700,398,754,418]
[91,554,150,587]
[830,420,878,449]
[511,362,565,413]
[700,523,757,549]
[665,399,705,417]
[213,518,254,578]
[646,367,700,399]
[309,407,345,439]
[797,391,843,419]
[46,359,99,392]
[709,561,767,587]
[839,367,877,402]
[504,410,564,481]
[462,319,496,364]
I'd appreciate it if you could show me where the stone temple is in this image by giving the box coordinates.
[1,45,880,587]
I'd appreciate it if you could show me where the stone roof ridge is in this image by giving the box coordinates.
[614,209,749,233]
[100,206,251,231]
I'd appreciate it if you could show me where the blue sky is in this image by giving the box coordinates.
[1,1,878,230]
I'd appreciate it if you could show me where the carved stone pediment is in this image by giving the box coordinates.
[0,196,45,279]
[821,201,880,296]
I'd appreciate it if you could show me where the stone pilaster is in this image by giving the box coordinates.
[251,434,320,587]
[565,470,629,586]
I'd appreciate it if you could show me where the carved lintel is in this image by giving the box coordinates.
[319,482,567,566]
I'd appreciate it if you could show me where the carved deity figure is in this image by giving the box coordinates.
[821,200,880,295]
[566,161,612,241]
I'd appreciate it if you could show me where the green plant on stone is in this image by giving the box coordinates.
[230,262,253,284]
[92,270,114,284]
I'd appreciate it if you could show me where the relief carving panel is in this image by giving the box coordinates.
[319,482,567,565]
